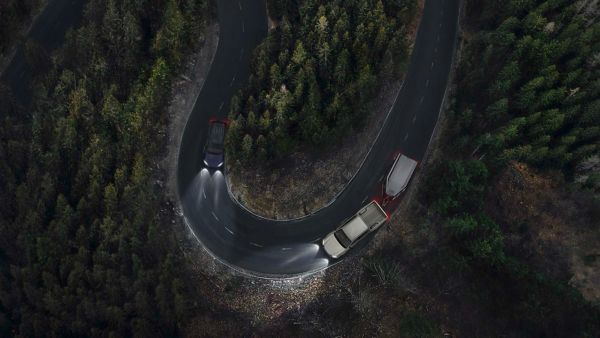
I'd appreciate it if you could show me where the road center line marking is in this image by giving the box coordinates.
[239,1,242,11]
[404,133,409,141]
[431,61,435,69]
[250,242,263,248]
[242,21,245,33]
[425,79,430,87]
[378,175,385,183]
[439,22,442,28]
[240,48,244,60]
[212,211,219,221]
[362,196,369,203]
[203,189,207,199]
[230,75,236,86]
[420,96,425,104]
[312,237,321,242]
[219,101,224,111]
[412,115,417,124]
[434,47,438,53]
[281,247,291,251]
[225,226,234,235]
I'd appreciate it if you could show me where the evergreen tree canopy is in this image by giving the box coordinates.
[227,0,418,161]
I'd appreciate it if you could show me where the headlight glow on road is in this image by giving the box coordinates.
[212,170,224,207]
[193,169,210,208]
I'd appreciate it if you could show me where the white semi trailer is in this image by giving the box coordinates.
[383,154,418,204]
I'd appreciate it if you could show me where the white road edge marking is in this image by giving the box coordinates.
[312,237,321,242]
[362,196,369,203]
[225,226,234,235]
[378,174,385,183]
[212,211,219,221]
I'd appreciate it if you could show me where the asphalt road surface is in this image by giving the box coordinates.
[179,0,460,276]
[1,0,87,106]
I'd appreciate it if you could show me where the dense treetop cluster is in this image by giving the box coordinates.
[226,0,418,162]
[456,0,600,172]
[0,0,209,335]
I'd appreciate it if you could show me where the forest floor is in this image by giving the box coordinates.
[488,163,600,303]
[226,0,426,219]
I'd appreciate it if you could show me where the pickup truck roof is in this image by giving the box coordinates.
[385,154,418,197]
[342,217,369,242]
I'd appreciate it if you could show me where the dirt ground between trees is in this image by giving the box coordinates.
[488,162,600,303]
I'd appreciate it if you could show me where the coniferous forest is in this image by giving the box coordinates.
[456,0,600,170]
[226,0,418,161]
[0,0,209,335]
[0,0,598,336]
